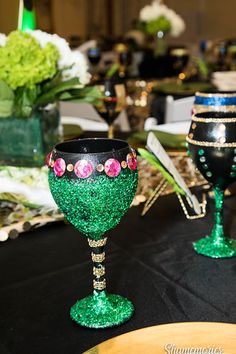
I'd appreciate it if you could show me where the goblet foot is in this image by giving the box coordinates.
[193,236,236,258]
[70,290,134,328]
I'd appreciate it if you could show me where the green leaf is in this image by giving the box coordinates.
[59,86,103,105]
[138,148,185,195]
[41,69,64,93]
[36,77,81,106]
[132,131,186,150]
[13,86,39,118]
[0,100,14,117]
[106,63,119,78]
[0,192,39,208]
[0,80,14,117]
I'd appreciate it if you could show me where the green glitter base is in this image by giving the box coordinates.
[193,236,236,258]
[70,291,134,328]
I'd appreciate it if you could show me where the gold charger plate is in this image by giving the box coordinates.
[84,322,236,354]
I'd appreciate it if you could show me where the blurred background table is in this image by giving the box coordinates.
[0,190,235,354]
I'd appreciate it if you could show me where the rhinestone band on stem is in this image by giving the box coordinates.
[88,238,107,247]
[186,136,236,148]
[91,252,105,263]
[93,279,106,291]
[93,266,105,277]
[192,116,236,123]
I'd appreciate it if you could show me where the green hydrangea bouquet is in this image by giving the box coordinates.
[0,30,100,118]
[138,0,185,37]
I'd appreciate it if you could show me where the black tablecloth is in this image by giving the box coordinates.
[0,193,236,354]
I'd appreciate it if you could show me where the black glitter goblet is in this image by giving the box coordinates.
[47,138,138,328]
[187,111,236,258]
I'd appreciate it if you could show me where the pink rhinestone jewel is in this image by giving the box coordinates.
[74,160,93,178]
[54,158,66,177]
[46,151,52,167]
[104,158,121,177]
[127,153,137,171]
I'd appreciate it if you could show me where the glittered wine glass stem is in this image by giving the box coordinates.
[88,238,107,293]
[211,186,225,242]
[108,125,114,139]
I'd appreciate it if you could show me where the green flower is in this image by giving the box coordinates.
[0,30,59,90]
[145,16,171,35]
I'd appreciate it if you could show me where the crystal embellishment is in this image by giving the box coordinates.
[46,151,52,167]
[127,153,137,171]
[54,158,66,177]
[104,159,121,177]
[74,160,93,178]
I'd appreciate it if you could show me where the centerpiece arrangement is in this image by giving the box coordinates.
[138,0,185,55]
[0,30,100,166]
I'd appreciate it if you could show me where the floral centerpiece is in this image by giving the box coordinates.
[0,30,100,166]
[138,0,185,55]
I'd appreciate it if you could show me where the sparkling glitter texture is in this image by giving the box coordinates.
[48,168,138,240]
[193,186,236,258]
[48,140,138,328]
[70,290,134,328]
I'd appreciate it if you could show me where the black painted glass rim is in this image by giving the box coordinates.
[54,138,129,156]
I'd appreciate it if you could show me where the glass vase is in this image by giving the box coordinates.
[0,104,61,167]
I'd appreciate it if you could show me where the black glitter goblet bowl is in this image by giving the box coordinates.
[47,138,138,328]
[187,111,236,258]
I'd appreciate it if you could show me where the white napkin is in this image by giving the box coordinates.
[0,166,57,209]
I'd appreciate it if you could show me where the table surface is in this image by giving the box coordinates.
[0,193,236,354]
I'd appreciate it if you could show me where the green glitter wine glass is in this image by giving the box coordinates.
[47,138,138,328]
[187,111,236,258]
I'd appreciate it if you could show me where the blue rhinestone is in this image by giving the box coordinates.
[206,171,212,177]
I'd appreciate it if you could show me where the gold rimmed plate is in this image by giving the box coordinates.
[84,322,236,354]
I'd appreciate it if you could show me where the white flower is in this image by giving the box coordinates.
[0,33,6,46]
[62,50,91,85]
[26,30,90,84]
[139,0,185,37]
[140,2,169,22]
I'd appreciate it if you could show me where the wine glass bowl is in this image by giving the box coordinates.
[187,111,236,258]
[87,47,101,82]
[94,78,127,138]
[87,47,101,66]
[47,138,138,328]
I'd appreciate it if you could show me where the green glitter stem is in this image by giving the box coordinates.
[193,186,236,258]
[211,186,225,241]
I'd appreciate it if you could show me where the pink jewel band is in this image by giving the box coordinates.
[48,152,137,179]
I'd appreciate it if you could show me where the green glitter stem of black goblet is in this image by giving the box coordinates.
[193,186,236,258]
[70,237,134,328]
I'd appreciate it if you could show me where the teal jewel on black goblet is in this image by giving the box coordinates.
[47,138,138,328]
[186,111,236,258]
